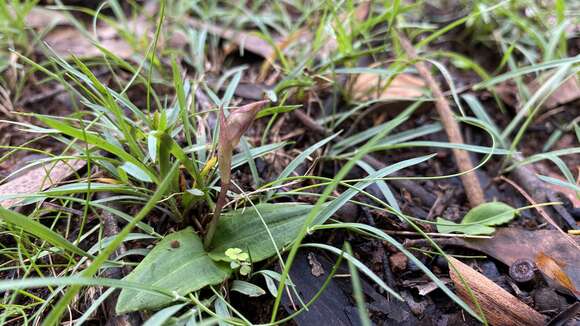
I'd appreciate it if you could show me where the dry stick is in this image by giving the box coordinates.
[398,33,485,208]
[292,109,437,207]
[510,154,577,229]
[499,176,580,251]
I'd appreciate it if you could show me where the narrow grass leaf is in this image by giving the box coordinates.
[302,243,401,301]
[344,242,372,326]
[230,280,266,297]
[0,206,92,258]
[143,303,187,326]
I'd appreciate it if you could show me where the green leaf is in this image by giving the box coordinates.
[186,188,205,197]
[437,202,517,235]
[435,218,496,235]
[208,203,313,262]
[120,162,154,183]
[230,280,265,297]
[462,202,516,225]
[116,228,230,313]
[38,116,158,183]
[143,304,187,326]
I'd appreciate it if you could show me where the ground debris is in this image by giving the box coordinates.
[448,256,546,326]
[0,159,85,208]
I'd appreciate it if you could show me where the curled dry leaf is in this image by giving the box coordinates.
[536,252,580,299]
[0,159,86,208]
[448,256,545,326]
[350,73,426,101]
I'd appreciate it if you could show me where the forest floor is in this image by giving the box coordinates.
[0,0,579,325]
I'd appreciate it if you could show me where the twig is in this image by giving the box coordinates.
[510,154,577,229]
[398,33,485,208]
[403,238,465,248]
[499,176,580,251]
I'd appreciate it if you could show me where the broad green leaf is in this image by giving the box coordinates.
[462,202,517,225]
[208,203,313,262]
[436,202,517,235]
[0,206,92,259]
[435,218,496,235]
[116,228,230,313]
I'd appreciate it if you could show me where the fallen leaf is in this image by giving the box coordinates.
[496,74,580,109]
[25,7,68,29]
[350,73,425,101]
[187,18,276,58]
[0,159,85,208]
[459,228,580,296]
[448,256,545,326]
[43,25,134,59]
[528,74,580,109]
[536,252,580,298]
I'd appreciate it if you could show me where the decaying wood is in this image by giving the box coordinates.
[398,34,485,208]
[0,159,85,208]
[448,256,545,326]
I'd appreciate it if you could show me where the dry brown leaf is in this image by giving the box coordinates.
[448,256,545,326]
[187,18,275,59]
[26,7,137,59]
[43,26,134,59]
[536,252,580,298]
[496,75,580,109]
[0,159,85,208]
[461,228,580,296]
[25,7,69,28]
[528,74,580,109]
[350,73,426,101]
